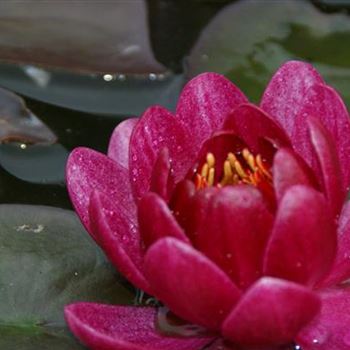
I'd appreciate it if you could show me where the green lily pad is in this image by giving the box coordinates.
[0,143,68,184]
[0,204,135,349]
[187,0,350,106]
[0,64,184,116]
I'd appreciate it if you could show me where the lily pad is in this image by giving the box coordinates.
[0,143,68,184]
[187,0,350,106]
[0,64,184,116]
[0,1,165,74]
[0,87,56,144]
[0,204,134,349]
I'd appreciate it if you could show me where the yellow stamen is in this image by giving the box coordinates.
[243,148,257,172]
[193,149,272,190]
[206,153,215,168]
[208,168,215,186]
[234,160,247,179]
[256,155,272,180]
[201,163,209,178]
[227,152,237,168]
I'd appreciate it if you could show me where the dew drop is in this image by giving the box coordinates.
[149,73,157,81]
[176,145,183,152]
[116,74,126,81]
[103,74,115,82]
[308,327,328,346]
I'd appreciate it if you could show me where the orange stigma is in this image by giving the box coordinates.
[194,148,272,190]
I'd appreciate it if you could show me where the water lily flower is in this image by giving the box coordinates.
[64,61,350,350]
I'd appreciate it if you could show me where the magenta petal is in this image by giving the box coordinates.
[169,180,196,234]
[186,187,219,243]
[260,60,323,135]
[222,277,321,347]
[319,202,350,287]
[296,84,350,193]
[264,185,336,287]
[204,339,288,350]
[307,116,345,218]
[195,186,273,289]
[297,287,350,350]
[66,147,136,234]
[138,192,190,249]
[144,237,241,331]
[150,148,174,201]
[89,191,151,293]
[223,103,291,159]
[176,72,247,154]
[129,106,191,200]
[273,148,315,202]
[108,118,138,169]
[65,303,213,350]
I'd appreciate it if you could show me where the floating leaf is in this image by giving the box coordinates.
[0,64,184,116]
[0,1,165,74]
[0,143,68,184]
[0,87,57,144]
[0,205,134,348]
[187,0,350,106]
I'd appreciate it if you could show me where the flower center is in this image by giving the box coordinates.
[194,148,272,190]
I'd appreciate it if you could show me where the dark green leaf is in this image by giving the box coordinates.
[187,0,350,106]
[0,204,134,349]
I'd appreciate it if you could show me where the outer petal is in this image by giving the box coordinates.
[176,72,247,154]
[66,147,136,234]
[144,237,241,331]
[89,191,150,294]
[273,148,315,202]
[223,103,291,161]
[264,185,336,287]
[295,84,350,193]
[307,116,345,218]
[260,60,324,135]
[108,118,138,169]
[65,303,213,350]
[297,288,350,350]
[138,192,190,249]
[129,106,191,200]
[195,186,273,289]
[150,148,174,201]
[319,201,350,287]
[222,277,321,347]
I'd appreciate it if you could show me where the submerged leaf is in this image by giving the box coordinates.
[187,0,350,106]
[0,87,56,144]
[0,1,165,74]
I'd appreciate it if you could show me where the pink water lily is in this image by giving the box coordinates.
[65,61,350,350]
